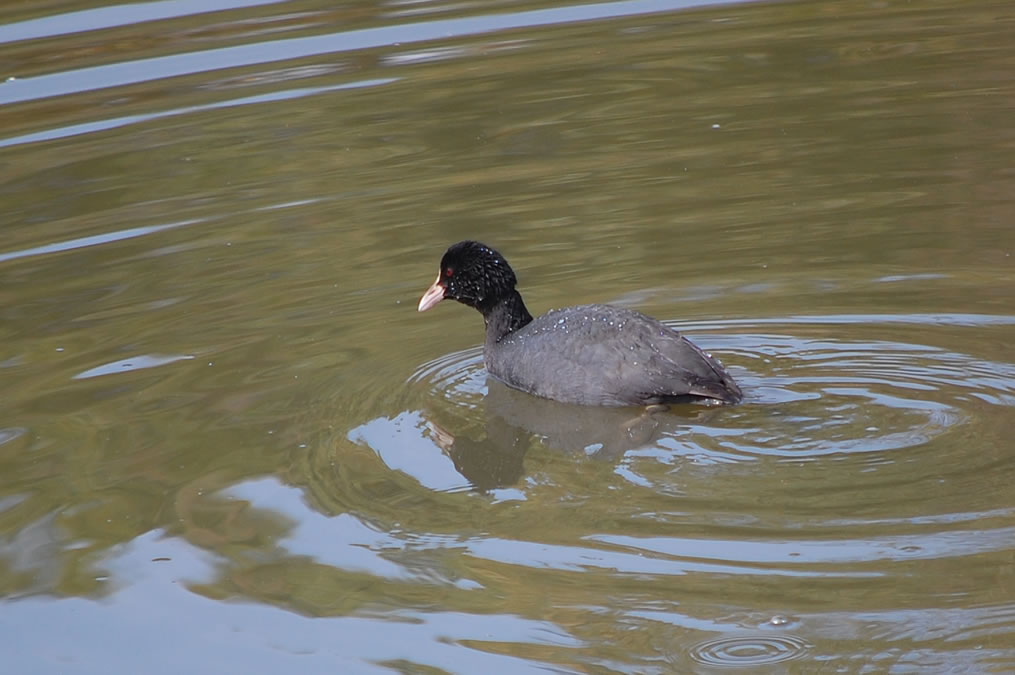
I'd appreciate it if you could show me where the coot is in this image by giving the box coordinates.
[418,241,742,407]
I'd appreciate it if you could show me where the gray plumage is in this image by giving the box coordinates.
[419,241,742,407]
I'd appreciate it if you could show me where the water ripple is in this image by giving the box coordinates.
[408,345,486,409]
[689,634,811,667]
[0,79,397,149]
[409,314,1015,463]
[0,0,725,106]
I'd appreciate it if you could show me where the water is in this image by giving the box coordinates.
[2,0,1015,672]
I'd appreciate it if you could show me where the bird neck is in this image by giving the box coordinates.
[481,290,533,343]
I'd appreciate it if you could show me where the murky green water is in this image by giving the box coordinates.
[2,0,1014,672]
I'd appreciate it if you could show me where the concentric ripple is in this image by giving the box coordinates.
[407,314,1015,461]
[689,634,811,667]
[408,345,486,409]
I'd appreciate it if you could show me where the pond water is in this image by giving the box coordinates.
[2,0,1015,672]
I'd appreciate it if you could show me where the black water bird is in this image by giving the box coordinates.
[418,241,742,407]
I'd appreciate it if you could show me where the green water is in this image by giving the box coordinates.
[2,0,1014,672]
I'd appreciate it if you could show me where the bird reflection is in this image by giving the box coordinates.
[424,378,713,491]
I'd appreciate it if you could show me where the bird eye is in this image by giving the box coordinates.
[445,268,454,277]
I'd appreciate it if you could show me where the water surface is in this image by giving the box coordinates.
[2,0,1015,672]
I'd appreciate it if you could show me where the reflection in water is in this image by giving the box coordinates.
[360,335,733,491]
[0,79,399,149]
[397,339,740,489]
[422,379,730,490]
[3,0,1015,671]
[349,313,1015,519]
[402,314,1014,470]
[0,0,723,106]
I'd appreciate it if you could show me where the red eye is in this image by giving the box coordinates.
[445,268,454,277]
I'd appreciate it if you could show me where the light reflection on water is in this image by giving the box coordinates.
[0,0,721,106]
[0,79,399,149]
[403,314,1014,466]
[2,0,1015,671]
